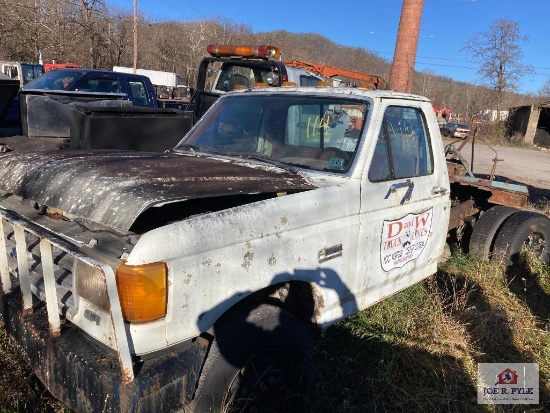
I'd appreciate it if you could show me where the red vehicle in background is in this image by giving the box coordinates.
[43,61,81,72]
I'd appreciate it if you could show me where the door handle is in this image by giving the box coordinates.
[385,179,414,204]
[431,186,448,196]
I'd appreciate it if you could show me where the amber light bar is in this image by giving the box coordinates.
[207,44,280,59]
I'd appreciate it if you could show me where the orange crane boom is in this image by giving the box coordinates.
[284,60,387,90]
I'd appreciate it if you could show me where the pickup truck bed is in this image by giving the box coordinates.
[2,105,193,152]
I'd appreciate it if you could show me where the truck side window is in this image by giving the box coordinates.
[368,106,433,181]
[368,128,391,181]
[3,65,18,79]
[299,75,321,87]
[129,81,148,106]
[79,78,120,93]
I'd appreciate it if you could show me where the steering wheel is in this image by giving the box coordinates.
[316,146,351,163]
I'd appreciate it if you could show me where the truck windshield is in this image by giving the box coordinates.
[22,69,82,90]
[176,94,369,172]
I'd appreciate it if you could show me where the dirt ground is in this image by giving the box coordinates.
[444,138,550,205]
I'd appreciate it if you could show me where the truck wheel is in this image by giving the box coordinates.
[192,304,315,412]
[492,211,550,265]
[468,206,518,260]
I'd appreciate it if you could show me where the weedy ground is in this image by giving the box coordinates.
[1,231,549,412]
[309,248,550,412]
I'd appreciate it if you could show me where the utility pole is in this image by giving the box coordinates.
[133,0,138,73]
[389,0,424,92]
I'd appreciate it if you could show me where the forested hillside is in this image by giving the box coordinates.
[0,0,539,119]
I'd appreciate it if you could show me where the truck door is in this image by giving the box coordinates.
[355,102,450,309]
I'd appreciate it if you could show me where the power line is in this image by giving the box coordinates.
[374,50,550,78]
[175,0,205,18]
[417,55,477,64]
[135,0,205,21]
[416,61,477,70]
[161,0,199,20]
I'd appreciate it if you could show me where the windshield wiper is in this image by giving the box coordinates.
[175,147,303,173]
[217,152,302,174]
[174,144,202,154]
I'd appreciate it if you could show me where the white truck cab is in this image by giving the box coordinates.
[6,85,546,413]
[209,60,322,93]
[205,44,323,94]
[0,86,451,412]
[0,61,43,88]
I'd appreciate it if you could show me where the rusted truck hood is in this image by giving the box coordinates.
[0,150,316,232]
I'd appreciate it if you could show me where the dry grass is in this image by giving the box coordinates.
[308,249,550,412]
[529,200,550,216]
[472,120,534,149]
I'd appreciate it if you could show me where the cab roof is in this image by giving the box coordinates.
[226,85,432,102]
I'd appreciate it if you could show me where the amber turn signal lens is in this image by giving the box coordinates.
[116,262,167,323]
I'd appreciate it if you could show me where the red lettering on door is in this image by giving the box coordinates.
[387,222,403,238]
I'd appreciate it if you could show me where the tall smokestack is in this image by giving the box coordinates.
[389,0,424,92]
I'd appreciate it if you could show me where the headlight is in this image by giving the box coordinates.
[75,260,109,311]
[266,71,279,85]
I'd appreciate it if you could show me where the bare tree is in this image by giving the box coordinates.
[0,0,44,61]
[461,18,534,112]
[107,13,131,67]
[413,68,435,99]
[72,0,108,68]
[539,78,550,101]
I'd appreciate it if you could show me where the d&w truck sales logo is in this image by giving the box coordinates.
[380,209,432,272]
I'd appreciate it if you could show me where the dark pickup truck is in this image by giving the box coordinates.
[1,68,192,152]
[0,45,326,153]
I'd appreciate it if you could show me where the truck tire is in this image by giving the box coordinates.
[192,304,315,412]
[492,211,550,265]
[468,205,518,260]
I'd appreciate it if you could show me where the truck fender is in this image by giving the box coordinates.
[197,280,325,335]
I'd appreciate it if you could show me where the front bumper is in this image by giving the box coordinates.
[1,291,209,413]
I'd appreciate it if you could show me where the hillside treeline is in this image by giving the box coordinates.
[0,0,538,118]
